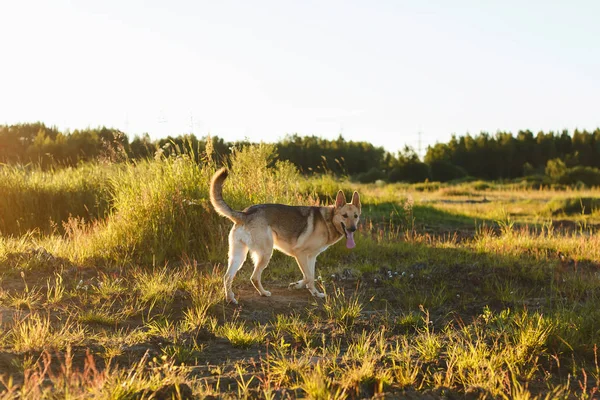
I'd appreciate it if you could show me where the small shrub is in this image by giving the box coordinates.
[355,168,386,184]
[559,166,600,187]
[545,158,567,181]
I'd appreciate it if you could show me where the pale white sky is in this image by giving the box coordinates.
[1,0,599,154]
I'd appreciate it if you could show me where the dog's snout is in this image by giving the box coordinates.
[348,226,357,232]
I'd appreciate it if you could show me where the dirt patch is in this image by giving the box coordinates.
[0,306,17,325]
[221,285,321,322]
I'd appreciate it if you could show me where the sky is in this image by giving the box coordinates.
[1,0,599,155]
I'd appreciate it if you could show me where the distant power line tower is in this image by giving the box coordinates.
[417,131,423,159]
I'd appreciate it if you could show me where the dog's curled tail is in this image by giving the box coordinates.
[210,168,246,224]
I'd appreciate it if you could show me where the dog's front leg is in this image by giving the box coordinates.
[290,254,308,289]
[293,254,324,298]
[305,255,325,298]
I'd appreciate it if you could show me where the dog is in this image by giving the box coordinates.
[210,167,361,304]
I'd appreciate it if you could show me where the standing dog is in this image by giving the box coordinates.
[210,168,361,304]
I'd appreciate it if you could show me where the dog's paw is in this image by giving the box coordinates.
[226,296,238,305]
[262,291,272,297]
[289,280,306,289]
[313,292,326,299]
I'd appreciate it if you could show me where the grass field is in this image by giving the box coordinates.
[1,145,600,399]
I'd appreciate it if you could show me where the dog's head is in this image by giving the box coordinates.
[332,190,361,249]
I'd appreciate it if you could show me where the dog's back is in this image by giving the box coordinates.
[243,203,315,238]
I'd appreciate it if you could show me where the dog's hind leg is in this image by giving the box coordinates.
[250,247,273,297]
[244,227,274,297]
[224,228,249,304]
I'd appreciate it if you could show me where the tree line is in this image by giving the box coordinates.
[423,129,600,186]
[0,123,387,175]
[2,122,600,185]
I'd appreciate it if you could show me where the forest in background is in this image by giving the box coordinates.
[2,122,600,186]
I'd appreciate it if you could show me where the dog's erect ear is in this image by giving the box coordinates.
[351,191,361,213]
[335,190,347,209]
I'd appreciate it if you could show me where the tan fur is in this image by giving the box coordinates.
[209,167,362,304]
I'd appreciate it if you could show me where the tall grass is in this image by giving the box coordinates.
[68,154,218,264]
[1,142,308,266]
[0,163,114,236]
[85,142,304,264]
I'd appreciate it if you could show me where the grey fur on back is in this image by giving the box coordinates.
[243,204,336,244]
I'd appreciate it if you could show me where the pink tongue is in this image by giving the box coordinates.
[346,231,356,249]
